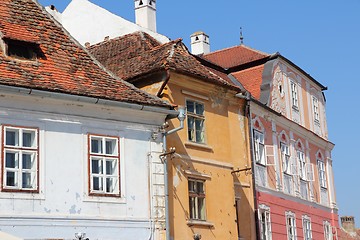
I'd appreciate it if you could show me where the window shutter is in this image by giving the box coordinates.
[306,163,315,182]
[265,145,275,166]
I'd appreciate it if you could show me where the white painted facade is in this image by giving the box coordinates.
[46,0,169,46]
[0,89,170,240]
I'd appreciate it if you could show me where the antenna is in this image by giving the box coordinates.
[240,27,244,45]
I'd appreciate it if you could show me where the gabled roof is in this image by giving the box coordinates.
[0,0,170,108]
[202,44,270,69]
[89,32,240,91]
[231,65,265,100]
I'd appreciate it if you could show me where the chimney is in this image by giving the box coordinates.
[341,216,357,233]
[190,31,210,55]
[134,0,157,32]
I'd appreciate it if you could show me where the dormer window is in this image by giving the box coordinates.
[4,39,37,61]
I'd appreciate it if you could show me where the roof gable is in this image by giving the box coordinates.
[89,32,240,91]
[202,45,270,69]
[0,0,170,108]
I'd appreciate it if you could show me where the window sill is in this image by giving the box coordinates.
[187,219,214,228]
[185,141,213,151]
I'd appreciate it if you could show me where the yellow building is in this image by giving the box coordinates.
[89,32,256,240]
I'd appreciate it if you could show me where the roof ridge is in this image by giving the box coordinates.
[204,44,270,57]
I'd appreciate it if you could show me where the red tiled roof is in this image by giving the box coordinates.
[89,32,240,91]
[339,228,360,240]
[202,45,270,69]
[231,64,265,100]
[0,0,170,108]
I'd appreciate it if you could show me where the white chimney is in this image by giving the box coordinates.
[190,31,210,55]
[134,0,157,32]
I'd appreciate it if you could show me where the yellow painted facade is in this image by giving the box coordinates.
[137,71,256,240]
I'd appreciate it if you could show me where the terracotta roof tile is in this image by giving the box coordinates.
[202,45,270,69]
[0,0,170,108]
[231,64,265,100]
[89,32,240,91]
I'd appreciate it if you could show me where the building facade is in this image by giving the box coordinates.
[201,44,339,240]
[0,1,177,239]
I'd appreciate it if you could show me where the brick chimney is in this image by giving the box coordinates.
[190,31,210,55]
[134,0,157,32]
[341,216,357,233]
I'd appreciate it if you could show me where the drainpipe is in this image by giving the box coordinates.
[236,92,260,240]
[161,105,186,240]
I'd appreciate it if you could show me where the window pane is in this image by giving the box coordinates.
[189,196,195,219]
[6,152,17,168]
[195,103,204,115]
[105,139,117,155]
[91,138,102,154]
[92,177,103,191]
[91,159,102,174]
[6,129,18,146]
[198,197,206,220]
[22,153,33,169]
[22,172,33,188]
[106,177,116,193]
[197,181,204,193]
[106,160,116,175]
[23,131,35,147]
[187,101,194,114]
[188,117,195,141]
[188,181,195,192]
[6,171,16,186]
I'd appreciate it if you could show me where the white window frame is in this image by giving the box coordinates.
[297,150,306,180]
[186,100,205,144]
[312,96,320,124]
[317,159,327,189]
[88,134,120,196]
[258,205,272,240]
[2,125,39,192]
[254,130,265,165]
[290,81,299,109]
[302,215,312,240]
[323,221,332,240]
[286,211,297,240]
[188,178,206,221]
[281,142,291,174]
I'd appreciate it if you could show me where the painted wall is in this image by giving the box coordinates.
[258,191,339,240]
[135,71,256,240]
[0,91,167,240]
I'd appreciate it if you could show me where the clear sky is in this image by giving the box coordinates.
[38,0,360,227]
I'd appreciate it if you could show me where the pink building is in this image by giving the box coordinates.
[195,36,339,239]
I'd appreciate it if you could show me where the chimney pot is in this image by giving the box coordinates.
[85,42,90,48]
[341,216,357,233]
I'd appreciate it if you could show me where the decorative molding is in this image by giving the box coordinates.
[184,170,211,180]
[181,90,209,101]
[174,153,234,170]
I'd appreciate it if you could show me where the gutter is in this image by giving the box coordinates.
[162,106,186,240]
[0,84,178,118]
[236,92,260,240]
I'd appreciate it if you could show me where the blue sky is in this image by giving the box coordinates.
[38,0,360,226]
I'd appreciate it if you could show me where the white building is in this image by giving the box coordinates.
[46,0,169,46]
[0,0,177,239]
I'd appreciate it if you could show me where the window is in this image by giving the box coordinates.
[286,212,297,240]
[88,134,120,196]
[302,216,312,240]
[5,39,37,60]
[297,150,306,180]
[188,179,206,220]
[290,81,299,109]
[2,126,38,192]
[186,100,205,143]
[324,221,332,240]
[259,205,272,240]
[254,130,265,165]
[317,160,327,189]
[312,97,320,123]
[281,142,291,174]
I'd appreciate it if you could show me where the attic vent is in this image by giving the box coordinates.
[5,39,37,60]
